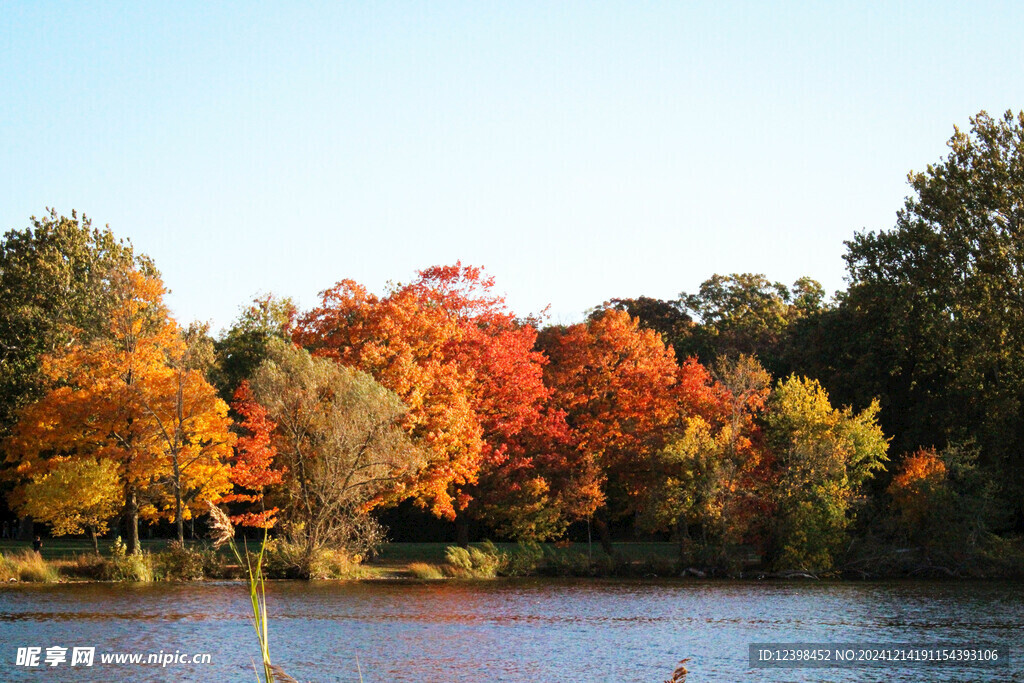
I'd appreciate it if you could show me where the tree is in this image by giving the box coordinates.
[679,273,826,375]
[296,276,481,521]
[0,209,152,439]
[887,448,948,535]
[296,264,565,542]
[841,110,1024,522]
[250,341,424,572]
[4,270,234,551]
[764,376,888,572]
[639,355,771,569]
[538,308,703,550]
[213,295,296,400]
[603,296,699,359]
[138,331,236,544]
[222,381,283,528]
[11,458,120,553]
[887,444,1002,558]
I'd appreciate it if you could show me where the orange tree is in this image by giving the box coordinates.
[4,271,234,550]
[537,308,722,551]
[222,381,284,529]
[295,264,570,540]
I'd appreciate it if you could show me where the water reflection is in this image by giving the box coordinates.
[0,579,1019,681]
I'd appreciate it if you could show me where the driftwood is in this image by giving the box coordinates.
[747,570,821,580]
[910,564,960,578]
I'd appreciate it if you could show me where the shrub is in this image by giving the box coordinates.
[155,542,205,581]
[0,553,21,581]
[198,546,238,579]
[540,545,593,577]
[261,540,367,579]
[444,541,504,578]
[501,540,544,577]
[62,553,107,580]
[408,562,445,580]
[307,547,366,579]
[103,537,154,582]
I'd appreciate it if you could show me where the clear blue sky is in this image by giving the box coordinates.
[2,1,1021,331]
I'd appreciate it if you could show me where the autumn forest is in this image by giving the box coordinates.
[2,111,1024,580]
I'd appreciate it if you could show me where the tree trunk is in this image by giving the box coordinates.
[676,518,691,564]
[89,526,100,555]
[124,487,140,554]
[455,512,470,548]
[593,516,614,556]
[175,492,185,545]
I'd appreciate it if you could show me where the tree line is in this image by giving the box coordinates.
[2,110,1022,577]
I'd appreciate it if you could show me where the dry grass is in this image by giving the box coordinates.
[665,658,691,682]
[408,562,445,580]
[0,553,18,581]
[2,551,60,582]
[56,553,107,580]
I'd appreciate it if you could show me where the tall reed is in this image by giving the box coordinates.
[208,504,290,683]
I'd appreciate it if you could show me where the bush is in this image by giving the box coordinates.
[501,540,544,577]
[155,542,205,581]
[408,562,445,580]
[444,541,504,578]
[262,540,367,579]
[540,545,594,577]
[308,547,366,579]
[63,553,107,580]
[198,546,239,579]
[0,553,17,581]
[103,537,154,582]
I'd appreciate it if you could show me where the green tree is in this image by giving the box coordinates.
[765,376,888,573]
[841,110,1024,519]
[0,209,153,437]
[213,295,296,400]
[679,273,826,374]
[250,341,424,574]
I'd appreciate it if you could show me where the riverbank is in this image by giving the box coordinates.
[2,538,1022,583]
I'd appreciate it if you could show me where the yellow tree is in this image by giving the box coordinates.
[5,270,234,551]
[764,376,888,572]
[11,458,121,553]
[138,345,235,544]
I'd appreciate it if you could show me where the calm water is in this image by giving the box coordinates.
[0,579,1020,682]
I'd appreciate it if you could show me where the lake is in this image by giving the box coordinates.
[0,579,1019,681]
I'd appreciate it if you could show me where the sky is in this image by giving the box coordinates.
[2,1,1022,332]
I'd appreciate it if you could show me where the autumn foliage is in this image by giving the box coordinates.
[888,448,947,530]
[224,381,283,528]
[295,264,558,523]
[4,270,235,549]
[3,255,898,573]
